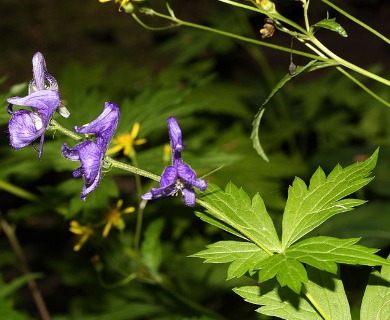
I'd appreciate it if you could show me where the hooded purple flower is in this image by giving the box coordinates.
[141,116,207,207]
[61,102,120,201]
[6,52,68,158]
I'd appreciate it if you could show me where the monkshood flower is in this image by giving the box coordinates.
[6,52,69,158]
[61,102,120,201]
[141,117,207,207]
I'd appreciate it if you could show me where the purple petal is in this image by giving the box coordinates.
[192,179,207,191]
[182,188,196,207]
[8,110,44,150]
[7,90,60,126]
[167,117,185,152]
[61,140,104,200]
[74,102,120,150]
[160,166,178,188]
[141,192,153,200]
[177,163,207,191]
[29,52,58,93]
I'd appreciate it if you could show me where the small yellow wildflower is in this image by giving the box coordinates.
[102,199,135,238]
[106,122,147,159]
[99,0,134,12]
[69,220,94,252]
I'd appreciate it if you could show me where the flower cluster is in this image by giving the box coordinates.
[6,52,68,158]
[6,53,207,206]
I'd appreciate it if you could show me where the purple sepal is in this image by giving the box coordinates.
[7,90,60,158]
[61,102,120,200]
[141,117,207,207]
[61,141,103,201]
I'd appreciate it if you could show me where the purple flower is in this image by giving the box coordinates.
[141,116,207,207]
[6,52,67,158]
[61,102,120,201]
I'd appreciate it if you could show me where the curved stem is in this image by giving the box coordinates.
[321,0,390,44]
[142,7,324,61]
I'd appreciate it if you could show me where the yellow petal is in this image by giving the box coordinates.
[131,122,140,138]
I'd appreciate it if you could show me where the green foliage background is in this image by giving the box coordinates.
[0,0,389,319]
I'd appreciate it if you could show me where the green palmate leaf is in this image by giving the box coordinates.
[360,254,390,320]
[257,254,308,294]
[198,182,281,253]
[191,240,269,280]
[287,236,390,274]
[234,267,351,319]
[281,148,378,248]
[251,60,334,160]
[311,18,348,37]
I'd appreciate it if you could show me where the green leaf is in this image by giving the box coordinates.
[360,254,390,320]
[199,182,281,253]
[251,60,334,160]
[311,18,348,37]
[281,148,378,248]
[287,236,390,274]
[0,273,42,298]
[234,267,351,319]
[257,254,308,294]
[233,281,321,319]
[303,266,351,320]
[140,218,165,274]
[191,240,269,280]
[194,211,248,241]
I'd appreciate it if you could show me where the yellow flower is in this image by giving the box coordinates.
[69,220,93,252]
[106,123,147,158]
[102,199,135,238]
[99,0,134,12]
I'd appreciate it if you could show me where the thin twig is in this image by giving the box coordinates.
[0,214,51,320]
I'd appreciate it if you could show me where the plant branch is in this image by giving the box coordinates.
[139,6,324,61]
[0,215,51,320]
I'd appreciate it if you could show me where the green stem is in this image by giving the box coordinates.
[105,156,160,182]
[142,8,324,61]
[196,199,274,256]
[218,0,308,34]
[130,153,145,252]
[336,67,390,108]
[321,0,390,44]
[309,37,390,86]
[303,0,311,32]
[49,119,82,141]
